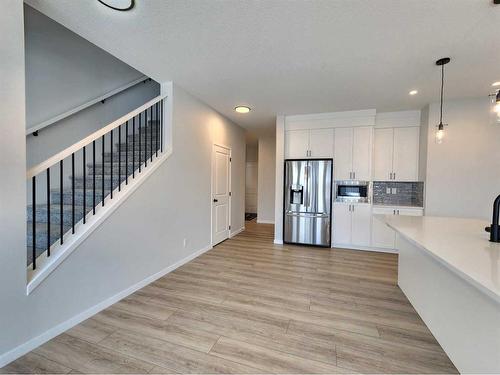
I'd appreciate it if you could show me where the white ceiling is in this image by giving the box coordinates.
[26,0,500,138]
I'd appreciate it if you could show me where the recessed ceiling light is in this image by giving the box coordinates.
[492,82,500,87]
[234,106,251,114]
[409,90,418,96]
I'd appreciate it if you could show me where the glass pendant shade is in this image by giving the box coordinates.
[436,123,445,144]
[491,90,500,125]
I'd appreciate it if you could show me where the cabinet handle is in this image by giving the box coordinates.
[397,209,400,215]
[352,205,354,212]
[393,172,396,180]
[353,171,356,179]
[393,209,396,215]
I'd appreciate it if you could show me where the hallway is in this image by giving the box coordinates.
[2,222,456,374]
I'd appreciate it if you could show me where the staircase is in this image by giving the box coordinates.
[26,122,161,266]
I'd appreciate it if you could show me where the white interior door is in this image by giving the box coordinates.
[245,161,258,213]
[212,145,231,246]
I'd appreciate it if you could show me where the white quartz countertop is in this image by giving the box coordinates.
[381,215,500,304]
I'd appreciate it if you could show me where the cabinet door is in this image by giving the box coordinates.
[333,203,352,245]
[285,130,309,159]
[393,127,419,181]
[351,204,372,246]
[371,207,396,249]
[334,128,353,180]
[309,128,334,158]
[373,128,394,181]
[352,127,373,181]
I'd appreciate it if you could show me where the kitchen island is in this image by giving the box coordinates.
[381,215,500,374]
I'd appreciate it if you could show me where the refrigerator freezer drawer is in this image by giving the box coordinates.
[284,213,331,247]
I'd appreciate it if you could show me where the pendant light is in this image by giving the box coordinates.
[435,57,450,144]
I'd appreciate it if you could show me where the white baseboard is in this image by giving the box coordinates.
[274,239,283,245]
[0,243,212,368]
[257,219,275,224]
[229,226,245,238]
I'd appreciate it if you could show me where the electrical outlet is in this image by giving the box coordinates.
[183,238,187,248]
[391,188,397,194]
[386,187,391,194]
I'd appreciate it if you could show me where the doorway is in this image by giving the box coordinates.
[211,144,231,246]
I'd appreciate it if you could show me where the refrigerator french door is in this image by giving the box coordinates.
[284,159,333,247]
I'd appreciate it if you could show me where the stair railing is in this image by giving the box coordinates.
[26,94,167,270]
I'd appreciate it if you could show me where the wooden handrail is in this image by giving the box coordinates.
[26,76,150,135]
[27,94,167,179]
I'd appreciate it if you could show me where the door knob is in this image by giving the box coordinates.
[213,199,218,203]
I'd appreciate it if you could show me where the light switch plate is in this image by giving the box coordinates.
[391,188,397,194]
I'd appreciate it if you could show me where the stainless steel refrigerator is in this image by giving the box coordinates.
[284,159,333,247]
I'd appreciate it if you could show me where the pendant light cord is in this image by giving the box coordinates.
[439,64,444,125]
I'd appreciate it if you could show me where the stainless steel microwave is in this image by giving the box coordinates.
[335,180,370,203]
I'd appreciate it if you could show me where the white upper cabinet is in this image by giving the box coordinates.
[309,128,334,158]
[285,129,334,159]
[393,127,419,181]
[333,128,353,180]
[373,127,419,181]
[285,130,310,159]
[352,127,373,181]
[373,128,394,181]
[334,127,372,180]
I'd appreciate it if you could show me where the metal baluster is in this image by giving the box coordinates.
[110,130,113,199]
[125,121,128,185]
[60,160,63,244]
[46,168,50,257]
[72,153,75,234]
[118,125,121,192]
[156,102,159,157]
[160,99,163,153]
[150,106,153,162]
[144,110,147,168]
[83,146,86,224]
[139,112,142,171]
[102,135,105,206]
[32,176,36,270]
[93,141,96,214]
[132,116,136,178]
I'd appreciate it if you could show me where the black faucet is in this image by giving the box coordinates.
[486,194,500,242]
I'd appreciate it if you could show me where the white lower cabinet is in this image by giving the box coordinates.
[371,206,424,250]
[333,203,372,247]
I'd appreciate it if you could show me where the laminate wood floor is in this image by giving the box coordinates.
[1,221,458,374]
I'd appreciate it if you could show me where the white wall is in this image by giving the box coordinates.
[257,133,276,223]
[0,83,246,365]
[245,144,258,213]
[24,5,146,129]
[424,97,500,220]
[0,0,29,364]
[274,116,285,243]
[25,5,159,167]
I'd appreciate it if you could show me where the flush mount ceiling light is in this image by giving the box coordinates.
[234,106,251,114]
[492,82,500,87]
[409,90,418,96]
[435,57,451,144]
[97,0,134,11]
[490,89,500,125]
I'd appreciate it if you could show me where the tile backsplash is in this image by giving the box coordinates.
[373,181,424,207]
